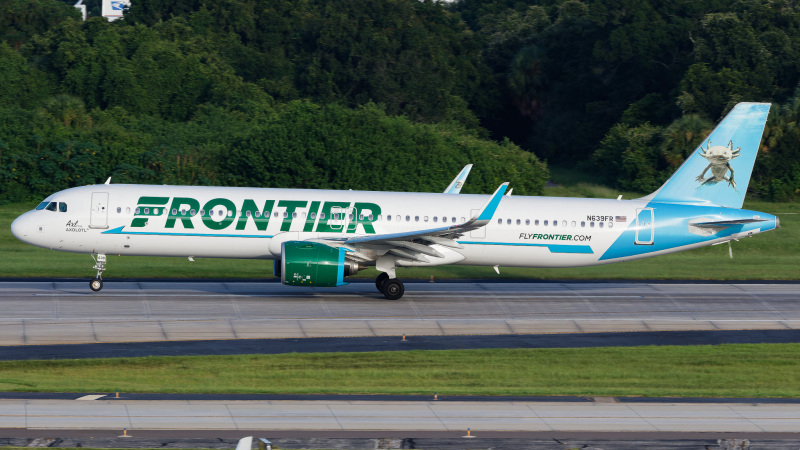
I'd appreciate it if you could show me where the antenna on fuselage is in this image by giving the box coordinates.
[104,177,111,185]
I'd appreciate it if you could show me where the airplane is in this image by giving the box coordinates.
[10,102,779,300]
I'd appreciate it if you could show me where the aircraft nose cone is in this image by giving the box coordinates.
[10,213,29,241]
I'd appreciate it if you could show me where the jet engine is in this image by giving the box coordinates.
[279,241,362,287]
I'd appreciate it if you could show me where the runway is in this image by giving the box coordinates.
[2,397,800,434]
[0,280,798,345]
[2,280,800,443]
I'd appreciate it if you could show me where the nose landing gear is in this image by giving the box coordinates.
[90,253,106,292]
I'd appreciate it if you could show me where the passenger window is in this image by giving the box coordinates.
[609,222,613,228]
[581,221,586,227]
[144,208,150,215]
[452,217,457,223]
[516,219,521,225]
[171,208,177,215]
[590,222,595,228]
[544,220,548,226]
[599,222,604,228]
[461,217,465,222]
[397,215,401,221]
[562,220,567,227]
[283,212,289,218]
[320,213,325,219]
[525,219,530,225]
[507,219,512,225]
[118,207,122,214]
[387,215,392,221]
[424,216,429,222]
[369,214,374,221]
[255,211,261,218]
[442,217,447,223]
[406,216,410,222]
[135,207,140,214]
[497,218,502,225]
[274,212,279,217]
[553,219,558,227]
[571,221,576,227]
[535,220,540,226]
[229,210,234,217]
[191,209,197,216]
[59,202,67,212]
[264,211,270,217]
[292,212,297,218]
[309,212,315,219]
[415,216,419,222]
[433,217,438,223]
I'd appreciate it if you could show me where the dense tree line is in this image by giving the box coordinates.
[455,0,800,200]
[1,0,799,203]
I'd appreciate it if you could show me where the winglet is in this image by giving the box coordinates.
[474,182,509,222]
[443,164,473,194]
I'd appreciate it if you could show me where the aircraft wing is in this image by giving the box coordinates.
[326,183,508,263]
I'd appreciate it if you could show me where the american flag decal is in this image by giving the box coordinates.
[615,216,627,222]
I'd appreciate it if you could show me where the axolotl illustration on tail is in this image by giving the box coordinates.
[696,140,740,188]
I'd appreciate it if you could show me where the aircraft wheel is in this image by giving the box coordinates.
[382,279,404,300]
[89,278,103,292]
[375,272,389,292]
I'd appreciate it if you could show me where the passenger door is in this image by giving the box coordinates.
[89,192,109,229]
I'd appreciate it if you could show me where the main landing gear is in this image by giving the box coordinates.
[376,272,404,300]
[90,253,106,292]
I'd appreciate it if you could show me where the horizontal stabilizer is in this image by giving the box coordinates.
[692,218,768,229]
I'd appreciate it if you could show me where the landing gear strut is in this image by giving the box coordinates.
[90,254,106,292]
[376,273,404,300]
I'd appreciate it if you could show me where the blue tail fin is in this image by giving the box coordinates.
[645,102,770,208]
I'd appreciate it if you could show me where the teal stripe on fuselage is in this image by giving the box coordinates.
[102,226,273,238]
[458,241,593,254]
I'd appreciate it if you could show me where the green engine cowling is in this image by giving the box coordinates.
[280,241,361,287]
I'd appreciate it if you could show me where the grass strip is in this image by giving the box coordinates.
[1,344,799,398]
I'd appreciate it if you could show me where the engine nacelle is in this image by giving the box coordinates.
[280,241,362,287]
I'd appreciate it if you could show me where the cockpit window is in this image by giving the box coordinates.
[35,202,49,210]
[59,202,67,212]
[45,202,57,212]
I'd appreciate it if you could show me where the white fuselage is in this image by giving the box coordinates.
[10,184,778,269]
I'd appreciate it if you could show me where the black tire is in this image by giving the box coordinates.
[376,272,390,292]
[382,279,404,300]
[89,278,103,292]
